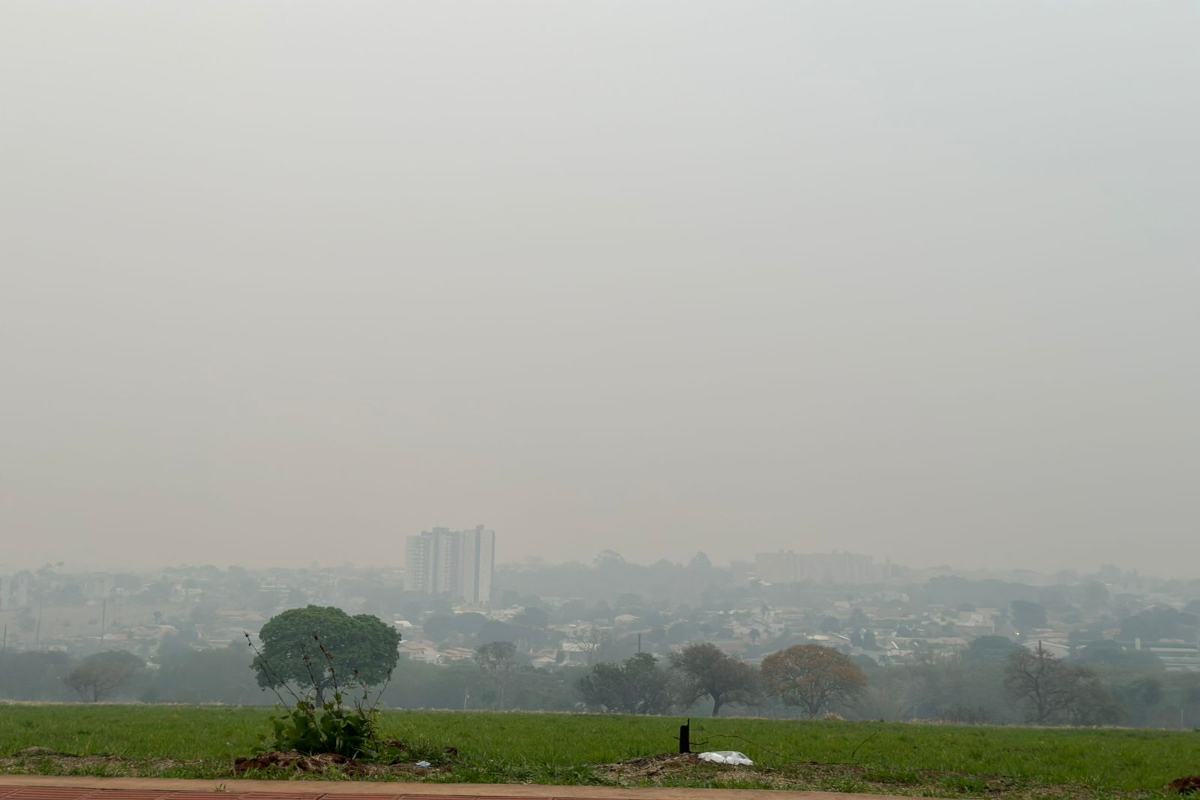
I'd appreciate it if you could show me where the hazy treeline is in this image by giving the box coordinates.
[4,637,1199,729]
[0,643,263,705]
[853,638,1200,728]
[0,644,575,710]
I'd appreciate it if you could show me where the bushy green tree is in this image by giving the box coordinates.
[577,652,673,714]
[669,642,758,717]
[474,640,519,710]
[0,651,75,701]
[1114,677,1164,726]
[150,645,265,704]
[252,606,401,704]
[1119,607,1200,643]
[64,650,146,702]
[1004,643,1121,725]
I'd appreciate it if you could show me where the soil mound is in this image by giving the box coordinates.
[1168,776,1200,795]
[596,752,766,783]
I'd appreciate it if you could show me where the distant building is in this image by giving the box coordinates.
[405,525,495,605]
[398,640,445,664]
[457,526,495,606]
[0,571,31,610]
[753,551,883,585]
[1138,639,1200,672]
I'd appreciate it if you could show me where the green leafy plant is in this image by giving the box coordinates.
[245,631,397,761]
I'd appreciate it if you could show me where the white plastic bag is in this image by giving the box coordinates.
[698,750,754,766]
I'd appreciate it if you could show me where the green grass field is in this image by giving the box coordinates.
[1,705,1198,797]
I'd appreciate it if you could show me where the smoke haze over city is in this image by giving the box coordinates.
[2,1,1198,577]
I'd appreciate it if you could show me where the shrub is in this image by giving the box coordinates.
[247,631,395,760]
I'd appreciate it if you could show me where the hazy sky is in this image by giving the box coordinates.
[2,2,1197,576]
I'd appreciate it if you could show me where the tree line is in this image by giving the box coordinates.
[4,606,1200,729]
[574,642,866,717]
[569,637,1200,727]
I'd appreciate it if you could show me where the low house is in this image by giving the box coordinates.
[398,641,444,664]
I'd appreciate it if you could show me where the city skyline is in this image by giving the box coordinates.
[0,545,1169,584]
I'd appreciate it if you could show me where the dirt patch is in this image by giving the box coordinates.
[0,751,191,776]
[1168,776,1200,795]
[1,747,448,780]
[13,748,75,758]
[595,753,704,782]
[597,753,775,784]
[233,749,455,778]
[594,753,1145,800]
[233,751,351,774]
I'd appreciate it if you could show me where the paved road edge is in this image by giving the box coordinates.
[0,775,919,800]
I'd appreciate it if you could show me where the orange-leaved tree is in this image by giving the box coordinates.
[761,643,867,718]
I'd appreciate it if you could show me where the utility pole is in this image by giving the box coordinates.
[2,623,7,654]
[101,598,107,650]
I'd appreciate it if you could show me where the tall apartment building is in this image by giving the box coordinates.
[457,526,495,606]
[404,525,495,605]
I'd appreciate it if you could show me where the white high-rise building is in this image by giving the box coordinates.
[404,528,458,596]
[405,525,495,605]
[458,526,495,606]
